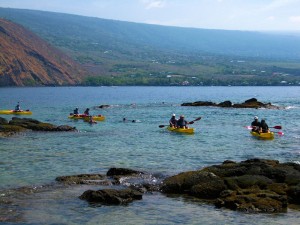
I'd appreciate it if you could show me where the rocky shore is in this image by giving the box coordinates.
[53,159,300,213]
[0,117,76,137]
[161,158,300,213]
[1,158,299,223]
[181,98,280,109]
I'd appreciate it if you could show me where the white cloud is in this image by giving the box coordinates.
[262,0,299,11]
[141,0,166,9]
[289,16,300,23]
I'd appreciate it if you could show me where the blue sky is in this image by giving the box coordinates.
[1,0,300,31]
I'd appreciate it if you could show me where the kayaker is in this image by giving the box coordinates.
[259,119,270,133]
[169,114,177,127]
[15,102,21,111]
[88,115,97,124]
[73,107,79,115]
[177,115,188,129]
[84,108,90,116]
[251,116,261,132]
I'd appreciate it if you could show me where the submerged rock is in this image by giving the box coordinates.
[99,104,110,108]
[181,98,280,109]
[79,188,143,205]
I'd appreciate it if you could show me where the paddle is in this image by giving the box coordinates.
[245,125,282,130]
[159,117,202,128]
[269,130,284,136]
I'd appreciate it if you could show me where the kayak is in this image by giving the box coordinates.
[68,114,105,121]
[250,131,274,139]
[167,126,194,134]
[0,110,32,115]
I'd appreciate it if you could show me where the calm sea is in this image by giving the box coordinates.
[0,86,300,224]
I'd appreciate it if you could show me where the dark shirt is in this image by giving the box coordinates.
[251,120,260,131]
[84,109,89,115]
[15,104,20,111]
[260,122,269,133]
[74,109,79,114]
[169,117,177,126]
[177,118,188,128]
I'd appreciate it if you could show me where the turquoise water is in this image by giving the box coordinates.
[0,86,300,224]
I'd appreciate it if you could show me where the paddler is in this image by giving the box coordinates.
[84,108,90,116]
[15,102,21,111]
[259,119,270,133]
[169,114,177,127]
[73,107,79,115]
[177,115,188,129]
[251,116,261,132]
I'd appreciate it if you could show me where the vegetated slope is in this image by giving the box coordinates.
[0,18,86,86]
[0,8,300,86]
[1,8,300,60]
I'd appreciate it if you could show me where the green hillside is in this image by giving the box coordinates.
[1,7,300,86]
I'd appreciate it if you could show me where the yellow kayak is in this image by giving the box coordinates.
[167,126,194,134]
[0,110,32,115]
[68,114,105,121]
[250,131,274,139]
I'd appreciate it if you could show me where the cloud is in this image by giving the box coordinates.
[141,0,166,9]
[260,0,299,12]
[289,16,300,23]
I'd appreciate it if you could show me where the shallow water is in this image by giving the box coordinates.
[1,86,300,224]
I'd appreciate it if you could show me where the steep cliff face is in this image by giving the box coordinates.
[0,19,85,86]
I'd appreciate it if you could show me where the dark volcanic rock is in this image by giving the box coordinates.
[181,101,217,107]
[0,117,76,136]
[107,168,144,176]
[181,98,280,109]
[55,125,77,132]
[0,117,8,125]
[161,158,300,213]
[218,101,232,107]
[79,188,143,205]
[99,105,110,108]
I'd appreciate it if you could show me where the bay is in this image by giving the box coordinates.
[0,86,300,224]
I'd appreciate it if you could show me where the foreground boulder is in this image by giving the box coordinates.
[161,159,300,213]
[182,98,280,109]
[79,188,143,205]
[0,117,76,136]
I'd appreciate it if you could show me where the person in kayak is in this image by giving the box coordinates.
[84,108,90,116]
[169,114,177,127]
[15,102,21,111]
[177,115,188,128]
[88,115,97,124]
[73,107,79,115]
[259,119,270,133]
[251,116,261,132]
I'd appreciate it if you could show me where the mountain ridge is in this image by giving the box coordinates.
[1,7,300,60]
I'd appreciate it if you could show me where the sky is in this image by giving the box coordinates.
[1,0,300,31]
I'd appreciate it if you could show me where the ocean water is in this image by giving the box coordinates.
[0,86,300,224]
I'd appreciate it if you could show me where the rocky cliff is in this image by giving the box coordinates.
[0,19,85,86]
